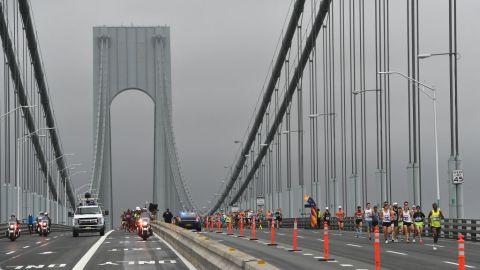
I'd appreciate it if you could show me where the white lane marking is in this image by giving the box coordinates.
[386,250,407,256]
[314,256,323,259]
[36,241,41,244]
[340,264,353,267]
[154,232,197,270]
[297,235,304,238]
[38,251,55,255]
[5,251,15,255]
[54,236,58,238]
[346,243,362,248]
[443,261,476,268]
[72,230,113,270]
[23,246,30,249]
[303,253,313,256]
[317,238,324,241]
[278,233,285,236]
[425,244,445,248]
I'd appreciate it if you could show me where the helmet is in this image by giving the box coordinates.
[135,207,141,211]
[10,213,15,218]
[325,207,329,210]
[338,205,342,209]
[44,212,49,216]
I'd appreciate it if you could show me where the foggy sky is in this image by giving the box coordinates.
[29,0,480,219]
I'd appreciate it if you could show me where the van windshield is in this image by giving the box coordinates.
[75,207,101,215]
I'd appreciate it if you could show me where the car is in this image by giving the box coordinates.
[176,212,201,231]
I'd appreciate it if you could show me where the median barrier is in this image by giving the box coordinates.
[152,221,279,270]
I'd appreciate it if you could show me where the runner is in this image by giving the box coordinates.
[428,203,445,250]
[336,206,345,234]
[322,207,331,227]
[274,208,283,229]
[401,203,414,243]
[380,201,394,243]
[372,205,380,233]
[354,206,364,238]
[392,202,401,242]
[413,205,426,243]
[364,203,374,240]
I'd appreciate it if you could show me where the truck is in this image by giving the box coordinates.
[69,193,109,237]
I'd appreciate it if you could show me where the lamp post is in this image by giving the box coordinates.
[378,71,440,209]
[65,170,87,224]
[16,133,46,220]
[46,152,74,214]
[15,127,53,220]
[57,164,81,223]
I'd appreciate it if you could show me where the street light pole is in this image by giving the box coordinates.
[378,71,441,209]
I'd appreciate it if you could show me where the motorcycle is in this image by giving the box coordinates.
[138,218,152,240]
[38,218,50,237]
[7,221,20,241]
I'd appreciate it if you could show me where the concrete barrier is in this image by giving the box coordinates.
[152,221,279,270]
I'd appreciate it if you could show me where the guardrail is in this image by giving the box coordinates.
[268,217,479,241]
[152,221,278,270]
[0,223,71,239]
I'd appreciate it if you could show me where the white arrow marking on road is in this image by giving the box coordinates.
[346,243,362,248]
[38,251,55,255]
[138,261,155,265]
[386,250,407,256]
[98,262,119,266]
[48,264,66,268]
[159,260,177,264]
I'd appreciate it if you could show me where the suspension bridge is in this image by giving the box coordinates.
[0,0,477,269]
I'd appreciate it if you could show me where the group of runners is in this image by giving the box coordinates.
[206,208,283,230]
[349,201,444,249]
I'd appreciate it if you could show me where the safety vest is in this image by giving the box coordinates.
[430,210,441,228]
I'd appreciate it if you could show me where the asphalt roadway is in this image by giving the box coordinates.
[0,229,193,270]
[203,226,480,270]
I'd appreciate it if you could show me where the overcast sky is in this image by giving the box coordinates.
[29,0,480,220]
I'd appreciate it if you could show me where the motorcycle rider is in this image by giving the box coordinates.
[6,214,21,237]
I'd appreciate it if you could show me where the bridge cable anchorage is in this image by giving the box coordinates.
[222,0,332,211]
[208,0,308,215]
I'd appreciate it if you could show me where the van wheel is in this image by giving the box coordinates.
[100,230,105,236]
[73,231,79,237]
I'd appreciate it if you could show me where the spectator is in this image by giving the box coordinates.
[163,208,173,223]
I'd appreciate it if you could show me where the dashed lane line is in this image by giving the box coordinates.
[386,250,407,256]
[346,243,362,248]
[154,232,197,270]
[443,261,476,269]
[22,246,29,249]
[71,230,113,270]
[339,264,353,267]
[5,251,15,255]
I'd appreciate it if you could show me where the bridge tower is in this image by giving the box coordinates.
[90,26,189,227]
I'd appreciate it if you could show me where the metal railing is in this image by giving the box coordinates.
[242,217,479,241]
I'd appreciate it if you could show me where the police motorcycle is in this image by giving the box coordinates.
[6,216,21,241]
[137,209,153,241]
[38,216,50,237]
